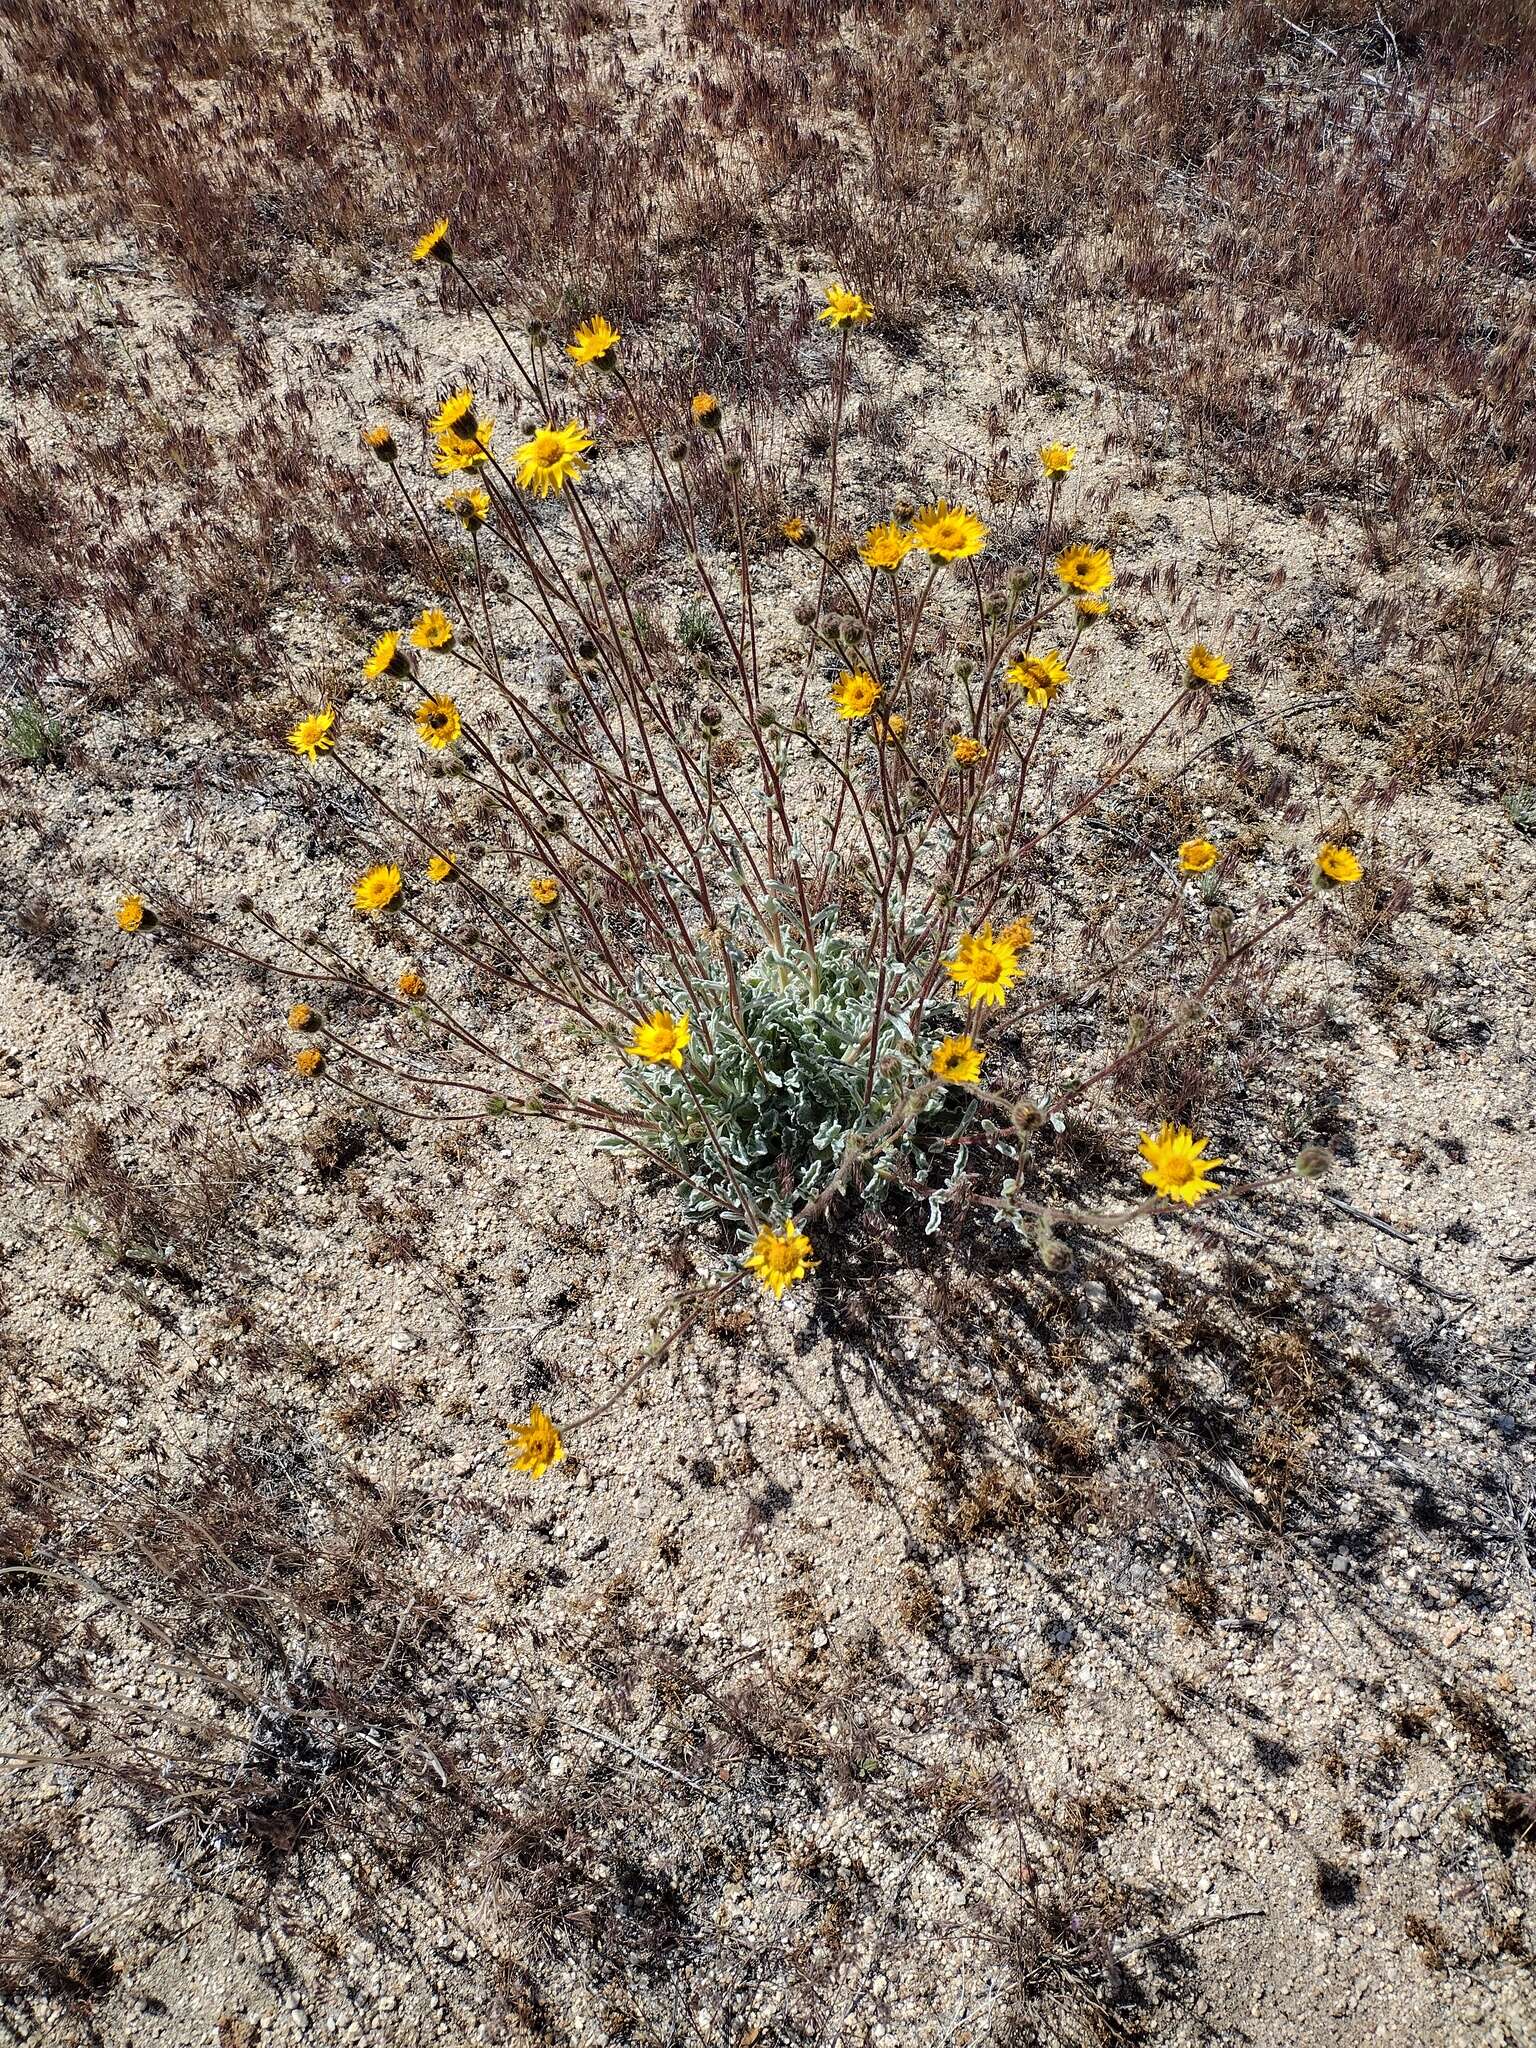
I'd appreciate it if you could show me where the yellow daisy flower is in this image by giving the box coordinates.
[950,734,984,765]
[513,420,592,497]
[508,1406,565,1479]
[363,632,409,681]
[1040,442,1076,478]
[411,217,452,263]
[115,894,145,932]
[287,1004,315,1030]
[690,391,721,430]
[946,922,1021,1009]
[1006,650,1069,707]
[819,283,873,327]
[910,500,988,563]
[930,1034,984,1083]
[414,694,461,747]
[1055,543,1114,595]
[999,916,1034,951]
[430,389,478,439]
[410,609,454,652]
[1187,644,1231,688]
[398,969,427,998]
[530,876,560,907]
[1076,595,1110,621]
[1316,843,1363,886]
[442,486,490,529]
[288,704,335,761]
[566,315,620,368]
[628,1010,690,1068]
[831,669,881,720]
[361,424,397,463]
[294,1046,324,1077]
[426,853,454,882]
[781,515,807,543]
[1178,838,1220,875]
[354,864,402,915]
[432,422,495,475]
[745,1222,815,1300]
[1138,1123,1226,1207]
[860,521,915,571]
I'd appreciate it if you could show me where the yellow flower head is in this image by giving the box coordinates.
[1138,1123,1226,1207]
[910,500,988,563]
[288,704,336,761]
[508,1405,565,1479]
[1040,442,1076,478]
[946,922,1021,1009]
[287,1003,314,1030]
[931,1034,984,1083]
[873,711,908,745]
[530,876,560,907]
[432,421,495,475]
[411,217,452,263]
[353,863,402,915]
[116,894,145,933]
[831,669,881,720]
[430,389,478,439]
[1076,595,1110,621]
[361,424,397,463]
[426,853,454,883]
[745,1222,815,1300]
[1055,543,1114,595]
[781,515,807,544]
[364,631,409,681]
[1178,838,1220,875]
[1187,643,1231,688]
[999,915,1035,951]
[860,521,915,571]
[1006,650,1069,708]
[1316,842,1362,886]
[690,391,721,430]
[819,283,873,328]
[628,1010,690,1068]
[566,315,620,368]
[514,420,592,497]
[442,486,490,529]
[410,608,455,652]
[294,1046,324,1077]
[398,969,427,998]
[413,693,461,747]
[950,733,984,765]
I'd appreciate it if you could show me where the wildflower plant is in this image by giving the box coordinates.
[214,224,1365,1453]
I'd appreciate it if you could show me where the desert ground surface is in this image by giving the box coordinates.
[2,4,1534,2045]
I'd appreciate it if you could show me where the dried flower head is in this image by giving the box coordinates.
[411,217,452,263]
[690,391,721,431]
[566,315,620,368]
[910,500,988,563]
[1006,650,1069,707]
[1138,1123,1226,1206]
[1316,843,1363,886]
[873,712,908,744]
[950,733,984,765]
[1055,543,1114,594]
[513,420,592,497]
[930,1034,984,1083]
[508,1406,565,1479]
[1040,442,1076,478]
[947,922,1021,1009]
[362,424,398,463]
[627,1010,691,1068]
[529,876,560,907]
[413,695,462,751]
[398,970,426,998]
[294,1046,324,1077]
[819,283,873,327]
[115,894,145,932]
[781,515,807,543]
[287,1003,315,1030]
[860,521,915,571]
[288,704,336,761]
[831,669,881,720]
[354,863,402,915]
[1178,838,1220,875]
[745,1222,815,1299]
[1187,644,1231,688]
[363,632,410,681]
[999,916,1035,950]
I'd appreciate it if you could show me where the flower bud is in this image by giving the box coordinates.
[1038,1235,1073,1274]
[699,703,723,732]
[1296,1145,1334,1180]
[236,894,255,914]
[1126,1012,1149,1049]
